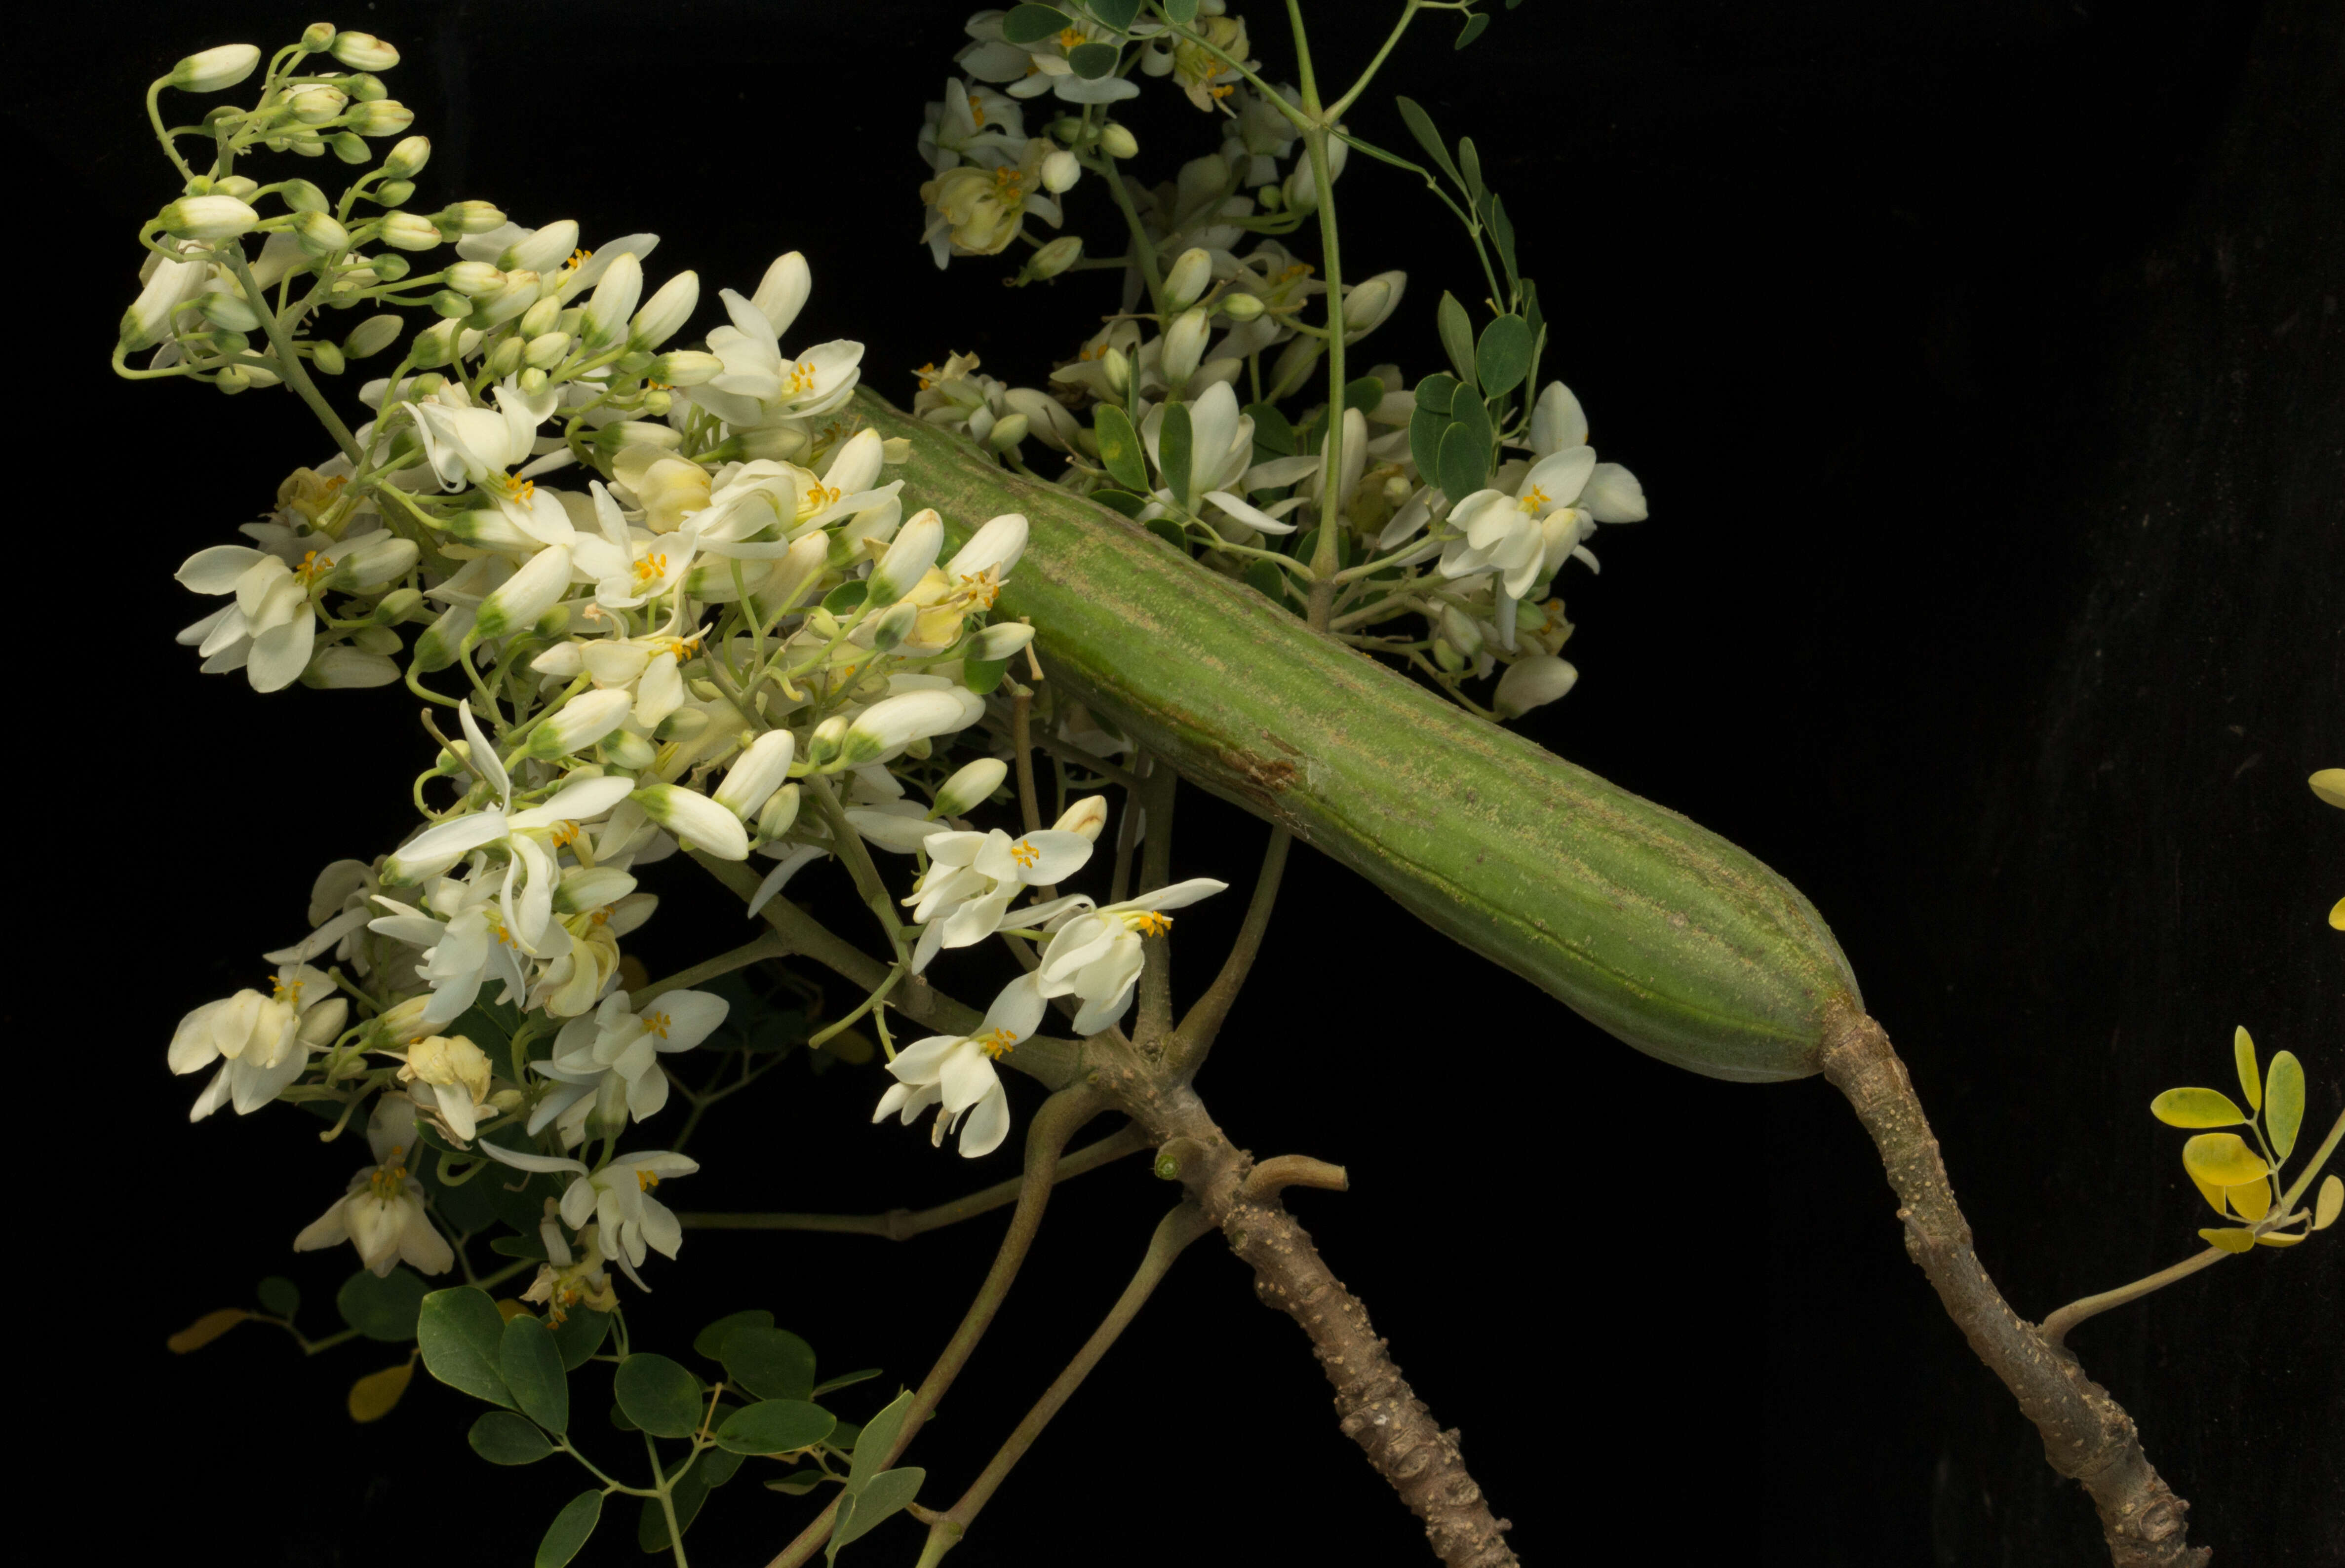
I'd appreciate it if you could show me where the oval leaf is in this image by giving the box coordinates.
[2309,767,2345,808]
[553,1306,612,1371]
[2149,1086,2247,1128]
[613,1351,703,1439]
[833,1467,926,1554]
[1160,399,1194,509]
[2314,1173,2342,1231]
[1393,97,1464,189]
[2253,1230,2306,1247]
[850,1390,916,1489]
[2188,1170,2231,1218]
[2264,1050,2304,1160]
[2225,1176,2272,1223]
[536,1491,603,1568]
[167,1308,248,1354]
[418,1287,515,1408]
[717,1399,837,1455]
[257,1276,301,1319]
[1474,315,1533,400]
[1068,40,1119,79]
[1407,405,1447,483]
[1091,0,1141,28]
[1163,0,1198,21]
[502,1314,570,1434]
[1436,292,1477,387]
[1455,12,1491,48]
[1436,421,1488,506]
[348,1361,414,1423]
[339,1265,431,1342]
[693,1309,776,1361]
[2181,1132,2269,1189]
[1413,373,1459,416]
[470,1409,554,1464]
[2233,1024,2261,1109]
[2198,1226,2257,1254]
[1000,4,1074,45]
[723,1326,817,1402]
[1092,404,1149,493]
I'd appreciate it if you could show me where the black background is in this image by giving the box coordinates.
[17,0,2340,1564]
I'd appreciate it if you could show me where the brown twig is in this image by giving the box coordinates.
[1819,1009,2209,1568]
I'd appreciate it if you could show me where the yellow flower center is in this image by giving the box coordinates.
[494,471,537,506]
[643,1011,671,1040]
[798,482,843,519]
[293,549,332,584]
[368,1145,410,1199]
[562,247,591,276]
[970,100,987,127]
[636,1169,661,1192]
[977,1028,1019,1060]
[270,974,306,1004]
[955,568,1003,610]
[1210,83,1234,101]
[1519,485,1550,514]
[915,361,940,391]
[1128,911,1172,937]
[490,918,516,948]
[548,820,585,848]
[632,552,669,587]
[992,166,1026,201]
[1010,840,1040,869]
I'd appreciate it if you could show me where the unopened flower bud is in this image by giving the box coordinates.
[345,74,387,103]
[987,412,1030,452]
[1219,291,1265,322]
[630,270,700,348]
[525,688,634,760]
[840,689,974,768]
[409,603,473,669]
[602,728,656,769]
[1054,794,1110,841]
[1099,122,1138,158]
[472,270,542,329]
[349,100,414,137]
[299,23,338,52]
[330,31,400,71]
[289,86,349,124]
[1161,306,1210,386]
[869,600,919,651]
[168,43,261,92]
[372,587,424,624]
[583,250,641,347]
[713,729,797,819]
[483,336,525,379]
[198,290,261,332]
[1041,148,1081,193]
[967,621,1036,662]
[1100,344,1132,396]
[1340,269,1405,343]
[383,135,431,178]
[1164,247,1212,311]
[502,220,579,277]
[325,535,420,592]
[279,178,330,214]
[631,782,750,859]
[292,210,351,257]
[756,784,802,841]
[517,366,548,395]
[517,295,562,340]
[1492,654,1579,718]
[210,175,260,200]
[377,210,439,250]
[647,349,722,387]
[436,200,506,235]
[339,317,400,364]
[867,509,944,606]
[932,758,1008,819]
[371,252,412,282]
[159,194,258,241]
[804,716,849,769]
[328,132,371,164]
[473,545,572,641]
[311,341,346,375]
[523,332,570,370]
[1022,234,1084,282]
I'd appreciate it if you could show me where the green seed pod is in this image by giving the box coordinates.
[861,391,1862,1083]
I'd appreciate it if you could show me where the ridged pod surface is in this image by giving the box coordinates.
[861,392,1860,1081]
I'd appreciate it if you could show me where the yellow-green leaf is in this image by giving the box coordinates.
[2225,1176,2272,1223]
[349,1361,415,1422]
[2253,1230,2306,1248]
[2189,1172,2231,1217]
[2315,1173,2343,1231]
[2198,1226,2256,1254]
[2309,767,2345,809]
[495,1299,536,1324]
[2150,1086,2248,1128]
[2264,1050,2304,1160]
[167,1308,250,1354]
[2329,895,2344,931]
[2182,1132,2269,1188]
[2233,1026,2261,1110]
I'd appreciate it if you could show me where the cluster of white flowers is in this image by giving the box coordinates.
[911,2,1646,722]
[136,25,1215,1315]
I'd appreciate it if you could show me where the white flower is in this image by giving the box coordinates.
[1140,382,1255,503]
[367,878,528,1029]
[393,1031,496,1143]
[168,963,347,1120]
[919,77,1028,173]
[567,480,697,612]
[874,974,1046,1157]
[293,1095,455,1277]
[529,988,729,1135]
[900,814,1099,972]
[478,1141,699,1283]
[174,528,419,692]
[687,255,864,429]
[408,377,560,493]
[1492,654,1580,718]
[1035,879,1229,1035]
[522,1216,621,1324]
[1440,444,1598,604]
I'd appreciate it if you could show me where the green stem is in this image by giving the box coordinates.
[1322,1,1427,124]
[221,249,364,466]
[921,1202,1215,1565]
[761,1086,1107,1568]
[632,931,789,1006]
[1093,156,1169,318]
[645,1433,692,1568]
[676,1123,1149,1239]
[805,773,915,968]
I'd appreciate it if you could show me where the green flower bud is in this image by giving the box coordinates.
[1164,247,1212,311]
[1099,122,1138,159]
[443,261,504,298]
[484,335,525,379]
[931,758,1008,820]
[349,100,414,138]
[158,194,258,241]
[524,332,571,370]
[167,44,261,92]
[516,295,562,340]
[377,210,440,250]
[198,290,261,332]
[602,728,657,770]
[279,178,330,214]
[383,136,431,178]
[1021,234,1084,283]
[345,73,388,103]
[300,23,338,52]
[344,314,403,360]
[804,715,848,769]
[1220,291,1265,322]
[328,133,371,165]
[646,350,722,386]
[311,341,346,376]
[435,200,506,236]
[371,587,424,624]
[292,210,351,257]
[288,86,349,124]
[371,253,411,281]
[410,316,462,367]
[756,783,802,841]
[373,179,416,207]
[330,31,400,71]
